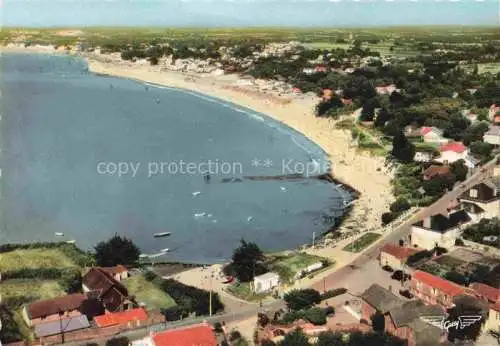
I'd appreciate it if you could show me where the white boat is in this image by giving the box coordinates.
[194,212,206,218]
[55,232,64,237]
[280,186,287,192]
[160,248,170,253]
[153,232,171,238]
[66,240,76,244]
[192,191,201,197]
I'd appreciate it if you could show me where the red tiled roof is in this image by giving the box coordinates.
[380,244,421,260]
[439,142,467,154]
[94,308,148,328]
[420,127,435,135]
[152,323,217,346]
[100,265,128,276]
[494,115,500,124]
[413,271,464,297]
[470,282,499,303]
[423,165,451,179]
[27,294,87,320]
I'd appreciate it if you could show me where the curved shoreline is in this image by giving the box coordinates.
[1,46,393,238]
[83,55,392,233]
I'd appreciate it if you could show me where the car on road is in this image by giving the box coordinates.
[382,265,394,273]
[391,270,411,282]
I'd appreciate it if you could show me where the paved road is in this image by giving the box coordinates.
[62,156,499,345]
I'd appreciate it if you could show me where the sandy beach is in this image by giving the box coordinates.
[83,53,393,233]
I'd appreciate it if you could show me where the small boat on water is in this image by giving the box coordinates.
[55,232,64,237]
[160,248,169,253]
[66,240,76,244]
[153,232,171,238]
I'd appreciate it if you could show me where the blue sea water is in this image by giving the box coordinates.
[0,53,351,263]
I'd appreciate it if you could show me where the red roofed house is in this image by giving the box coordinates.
[435,142,476,168]
[379,244,421,271]
[23,294,88,327]
[419,127,447,144]
[99,265,129,282]
[470,283,500,333]
[410,271,465,309]
[423,165,451,181]
[94,308,148,329]
[149,323,217,346]
[489,104,500,121]
[82,267,136,313]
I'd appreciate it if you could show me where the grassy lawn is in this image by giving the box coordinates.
[343,232,381,253]
[227,282,268,302]
[267,252,328,284]
[0,248,78,272]
[122,274,177,311]
[0,279,66,301]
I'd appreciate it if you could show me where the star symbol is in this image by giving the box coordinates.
[263,158,273,168]
[251,159,260,167]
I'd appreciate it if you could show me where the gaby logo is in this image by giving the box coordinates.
[419,315,483,332]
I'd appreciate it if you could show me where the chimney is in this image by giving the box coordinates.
[423,216,431,229]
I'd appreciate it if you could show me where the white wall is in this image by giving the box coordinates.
[411,226,461,250]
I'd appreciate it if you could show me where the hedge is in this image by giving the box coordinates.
[0,242,95,267]
[143,271,224,318]
[321,288,347,300]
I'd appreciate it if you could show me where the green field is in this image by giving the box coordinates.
[267,252,328,283]
[0,279,66,301]
[0,248,78,272]
[123,274,177,311]
[343,232,381,253]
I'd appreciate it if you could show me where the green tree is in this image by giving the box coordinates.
[284,289,321,311]
[462,122,490,145]
[94,234,140,267]
[106,337,130,346]
[374,108,391,128]
[304,307,327,325]
[447,295,487,343]
[359,99,376,122]
[315,331,345,346]
[450,160,468,182]
[381,212,396,225]
[469,141,493,161]
[278,328,310,346]
[391,131,415,163]
[230,239,265,282]
[370,311,385,333]
[389,197,411,213]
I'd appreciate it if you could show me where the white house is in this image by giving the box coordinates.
[434,142,476,168]
[484,126,500,146]
[414,150,435,163]
[459,177,500,220]
[489,104,500,121]
[375,84,400,95]
[410,209,472,250]
[253,272,280,294]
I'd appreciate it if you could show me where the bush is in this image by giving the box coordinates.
[280,310,306,324]
[382,212,396,225]
[284,289,321,311]
[304,307,327,325]
[145,271,224,318]
[406,250,432,265]
[321,288,347,300]
[106,337,130,346]
[390,197,411,213]
[455,238,465,246]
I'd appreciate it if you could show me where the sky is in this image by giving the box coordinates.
[0,0,498,27]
